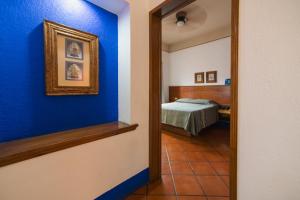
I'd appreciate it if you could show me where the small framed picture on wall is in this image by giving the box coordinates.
[206,71,217,83]
[195,72,204,83]
[44,20,99,96]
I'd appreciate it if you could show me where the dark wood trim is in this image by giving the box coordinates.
[149,10,162,182]
[0,122,138,167]
[160,0,196,18]
[161,124,191,137]
[149,0,196,183]
[230,0,239,199]
[149,0,239,199]
[150,0,196,17]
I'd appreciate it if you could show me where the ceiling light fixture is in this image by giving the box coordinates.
[176,11,187,27]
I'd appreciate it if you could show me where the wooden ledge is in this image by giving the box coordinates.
[0,122,138,167]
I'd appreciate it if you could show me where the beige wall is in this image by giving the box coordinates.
[238,0,300,199]
[0,132,147,200]
[167,26,231,52]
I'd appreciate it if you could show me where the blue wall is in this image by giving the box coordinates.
[96,169,149,200]
[0,0,118,142]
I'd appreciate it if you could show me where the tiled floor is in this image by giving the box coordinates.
[126,125,230,200]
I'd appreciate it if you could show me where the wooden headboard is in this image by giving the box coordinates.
[169,85,231,105]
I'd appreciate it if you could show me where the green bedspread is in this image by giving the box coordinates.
[161,102,218,136]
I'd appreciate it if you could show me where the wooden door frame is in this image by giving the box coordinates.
[149,0,239,199]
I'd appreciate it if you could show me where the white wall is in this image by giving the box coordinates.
[168,37,231,86]
[162,37,231,102]
[162,51,169,103]
[118,5,131,123]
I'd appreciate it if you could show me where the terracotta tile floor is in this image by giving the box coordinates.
[126,125,230,200]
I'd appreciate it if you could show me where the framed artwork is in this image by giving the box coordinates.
[195,72,204,83]
[44,20,99,95]
[206,71,217,83]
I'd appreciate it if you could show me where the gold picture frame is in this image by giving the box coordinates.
[195,72,204,83]
[44,20,99,95]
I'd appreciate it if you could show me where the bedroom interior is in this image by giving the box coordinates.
[161,0,232,198]
[128,0,234,199]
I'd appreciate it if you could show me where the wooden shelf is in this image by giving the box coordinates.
[0,122,138,167]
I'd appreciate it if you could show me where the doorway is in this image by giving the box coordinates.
[149,0,238,199]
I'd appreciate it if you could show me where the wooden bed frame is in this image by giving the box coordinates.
[169,85,231,105]
[161,123,192,137]
[162,85,231,136]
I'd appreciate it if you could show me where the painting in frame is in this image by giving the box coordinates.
[195,72,204,83]
[206,71,218,83]
[44,20,99,95]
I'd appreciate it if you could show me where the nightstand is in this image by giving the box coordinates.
[218,107,231,122]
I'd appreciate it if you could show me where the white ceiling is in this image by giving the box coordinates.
[162,0,231,45]
[86,0,128,14]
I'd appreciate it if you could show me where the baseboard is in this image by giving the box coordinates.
[95,168,149,200]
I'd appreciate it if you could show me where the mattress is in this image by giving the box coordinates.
[161,101,218,136]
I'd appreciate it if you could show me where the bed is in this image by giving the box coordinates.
[161,98,219,136]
